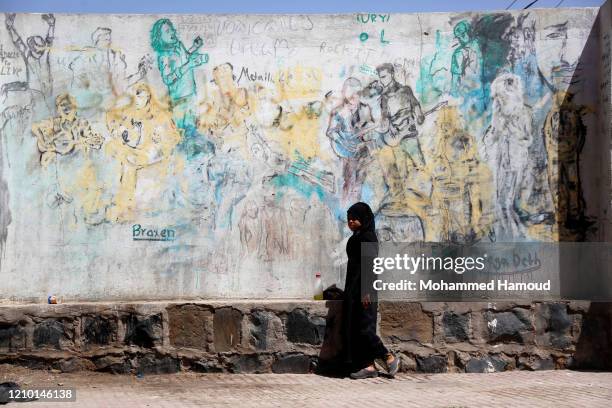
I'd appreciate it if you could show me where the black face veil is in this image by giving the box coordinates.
[347,202,376,234]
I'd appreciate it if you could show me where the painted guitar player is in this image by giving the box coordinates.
[364,63,445,215]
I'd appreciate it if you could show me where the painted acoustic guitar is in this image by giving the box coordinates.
[52,122,104,155]
[51,121,79,155]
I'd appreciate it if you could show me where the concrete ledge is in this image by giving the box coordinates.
[1,301,610,374]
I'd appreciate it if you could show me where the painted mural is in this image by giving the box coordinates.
[0,9,606,299]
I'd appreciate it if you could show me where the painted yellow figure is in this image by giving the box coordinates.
[32,93,104,166]
[271,66,323,160]
[375,137,432,236]
[543,90,587,240]
[32,93,106,225]
[430,107,493,242]
[199,62,251,157]
[105,83,181,222]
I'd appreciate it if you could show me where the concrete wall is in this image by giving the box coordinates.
[0,6,609,301]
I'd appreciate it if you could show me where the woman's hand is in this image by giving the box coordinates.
[362,294,371,309]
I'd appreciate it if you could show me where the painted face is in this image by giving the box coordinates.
[455,31,469,45]
[213,64,235,93]
[342,85,360,106]
[438,118,454,137]
[377,69,393,87]
[94,31,112,48]
[536,22,581,84]
[246,201,258,218]
[160,22,177,45]
[347,216,362,232]
[491,73,524,116]
[453,22,470,46]
[57,97,75,117]
[27,36,46,58]
[134,87,151,109]
[251,143,263,159]
[378,227,393,242]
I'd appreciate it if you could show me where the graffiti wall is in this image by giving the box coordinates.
[0,6,610,300]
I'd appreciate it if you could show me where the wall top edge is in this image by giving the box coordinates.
[1,7,602,18]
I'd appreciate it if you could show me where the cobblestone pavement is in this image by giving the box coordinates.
[2,365,611,407]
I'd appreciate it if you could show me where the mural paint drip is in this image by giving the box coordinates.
[0,9,605,299]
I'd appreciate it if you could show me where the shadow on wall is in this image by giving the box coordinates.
[558,4,612,301]
[570,2,612,371]
[315,300,346,377]
[548,6,598,244]
[573,303,612,369]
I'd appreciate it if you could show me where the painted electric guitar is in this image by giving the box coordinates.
[382,101,448,147]
[329,120,382,159]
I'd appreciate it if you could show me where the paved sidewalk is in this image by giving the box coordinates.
[2,365,611,407]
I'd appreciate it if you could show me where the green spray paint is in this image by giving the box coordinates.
[150,18,208,130]
[416,29,452,105]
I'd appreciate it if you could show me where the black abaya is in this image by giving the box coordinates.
[342,202,389,372]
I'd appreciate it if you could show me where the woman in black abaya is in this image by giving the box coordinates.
[342,202,399,379]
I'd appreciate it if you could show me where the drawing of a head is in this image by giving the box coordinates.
[540,22,569,64]
[55,93,77,119]
[212,62,236,93]
[251,142,267,162]
[245,200,258,218]
[376,63,395,87]
[377,226,393,242]
[150,18,178,52]
[27,35,46,58]
[537,21,583,89]
[341,77,362,106]
[92,27,112,48]
[133,83,152,109]
[453,20,471,46]
[437,107,471,160]
[490,73,524,116]
[436,106,461,140]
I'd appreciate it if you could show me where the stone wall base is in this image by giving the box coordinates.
[1,301,610,374]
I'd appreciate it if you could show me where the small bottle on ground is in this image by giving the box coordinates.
[313,272,324,300]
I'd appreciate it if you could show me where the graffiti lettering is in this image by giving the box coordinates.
[0,44,20,59]
[380,29,390,44]
[132,224,176,242]
[0,60,22,76]
[236,66,273,84]
[488,251,542,274]
[229,38,294,58]
[177,15,313,37]
[356,14,391,24]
